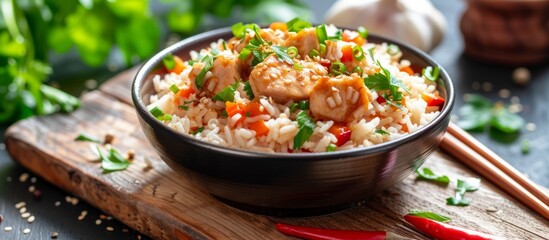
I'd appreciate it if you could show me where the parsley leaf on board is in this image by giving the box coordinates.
[293,111,316,150]
[456,94,525,134]
[416,167,450,184]
[456,178,481,194]
[74,134,102,143]
[97,147,132,173]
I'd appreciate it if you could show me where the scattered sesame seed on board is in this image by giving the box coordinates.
[78,211,88,221]
[30,177,37,183]
[15,201,26,209]
[106,226,114,231]
[19,173,29,182]
[54,201,61,207]
[512,67,531,85]
[104,133,115,144]
[51,231,59,239]
[4,226,13,232]
[28,185,36,192]
[482,82,493,92]
[23,228,31,234]
[122,228,129,233]
[65,196,72,203]
[19,207,27,214]
[21,212,31,219]
[71,197,79,205]
[95,219,102,225]
[498,89,511,99]
[27,215,35,223]
[100,214,108,220]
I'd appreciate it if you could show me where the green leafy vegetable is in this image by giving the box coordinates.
[364,61,409,105]
[286,18,311,32]
[231,22,258,39]
[97,147,132,173]
[163,53,176,70]
[408,210,452,223]
[490,105,524,133]
[375,129,389,135]
[353,66,363,77]
[243,81,255,99]
[195,55,214,89]
[293,111,315,150]
[75,134,101,143]
[416,167,450,184]
[271,46,294,65]
[290,103,300,113]
[422,66,440,82]
[213,82,239,102]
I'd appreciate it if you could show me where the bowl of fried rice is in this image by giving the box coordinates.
[132,19,455,216]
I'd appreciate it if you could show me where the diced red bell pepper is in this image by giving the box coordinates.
[421,93,445,107]
[328,123,351,147]
[340,45,353,62]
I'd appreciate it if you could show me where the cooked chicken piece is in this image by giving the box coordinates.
[248,55,327,103]
[284,27,319,57]
[310,73,371,122]
[202,52,241,96]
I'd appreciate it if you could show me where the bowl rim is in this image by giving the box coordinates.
[132,26,455,160]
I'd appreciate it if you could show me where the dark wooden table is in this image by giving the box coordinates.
[1,0,547,239]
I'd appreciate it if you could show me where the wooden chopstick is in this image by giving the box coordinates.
[440,130,549,220]
[447,122,549,206]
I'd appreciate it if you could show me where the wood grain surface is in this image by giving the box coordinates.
[5,70,549,239]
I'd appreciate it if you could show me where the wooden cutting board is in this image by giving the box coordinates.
[5,68,548,239]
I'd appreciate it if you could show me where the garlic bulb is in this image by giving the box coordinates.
[324,0,446,52]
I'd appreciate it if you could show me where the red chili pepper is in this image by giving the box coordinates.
[328,123,351,147]
[404,215,503,240]
[276,223,386,240]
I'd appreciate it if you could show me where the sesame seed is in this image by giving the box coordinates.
[498,89,511,99]
[122,228,129,233]
[95,219,102,225]
[508,104,522,113]
[19,207,27,214]
[106,226,114,232]
[19,173,29,182]
[78,211,88,221]
[512,67,530,85]
[137,234,142,240]
[525,123,536,131]
[65,196,72,203]
[28,185,36,193]
[54,201,61,207]
[85,79,98,89]
[71,198,79,205]
[99,214,108,220]
[510,96,520,104]
[127,149,135,161]
[15,201,26,209]
[21,212,31,218]
[27,215,35,223]
[4,226,13,232]
[23,228,30,234]
[30,177,37,183]
[51,231,59,239]
[107,216,113,220]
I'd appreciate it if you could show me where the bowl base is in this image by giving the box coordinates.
[213,195,367,217]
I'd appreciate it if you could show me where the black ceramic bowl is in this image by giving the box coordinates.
[132,27,455,216]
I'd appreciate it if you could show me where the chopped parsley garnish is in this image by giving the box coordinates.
[415,167,450,184]
[192,127,204,135]
[243,81,255,99]
[353,66,363,77]
[326,143,337,152]
[422,66,440,82]
[169,84,180,94]
[375,129,389,135]
[162,53,175,70]
[286,18,312,32]
[179,105,189,111]
[213,82,239,102]
[328,29,342,40]
[271,45,294,65]
[367,47,376,62]
[357,26,368,39]
[364,61,409,104]
[293,111,316,150]
[195,55,214,89]
[408,210,451,223]
[74,133,101,143]
[97,146,132,173]
[231,22,258,39]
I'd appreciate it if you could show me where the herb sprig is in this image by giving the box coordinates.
[364,61,410,107]
[293,111,315,150]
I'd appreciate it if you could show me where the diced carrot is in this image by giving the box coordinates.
[245,102,266,117]
[249,120,269,137]
[401,123,409,133]
[170,56,185,74]
[342,30,365,46]
[226,101,247,127]
[328,123,351,147]
[400,66,414,75]
[421,93,445,107]
[269,22,288,32]
[340,45,353,62]
[173,87,195,104]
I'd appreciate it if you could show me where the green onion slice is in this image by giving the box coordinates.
[422,66,440,82]
[308,49,319,58]
[357,26,368,39]
[162,53,175,70]
[353,66,363,77]
[330,61,346,75]
[169,84,180,94]
[326,144,337,152]
[352,45,365,60]
[316,24,328,44]
[387,44,400,56]
[287,46,298,58]
[149,106,164,118]
[319,43,326,55]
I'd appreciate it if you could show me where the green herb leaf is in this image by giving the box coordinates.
[298,100,309,110]
[192,127,204,135]
[490,106,524,133]
[446,192,472,206]
[97,147,131,173]
[243,81,255,99]
[456,95,492,131]
[271,46,294,65]
[416,167,450,184]
[456,178,481,194]
[290,103,300,113]
[195,55,214,89]
[75,133,101,143]
[163,53,176,70]
[231,22,258,39]
[293,111,315,150]
[286,18,311,32]
[213,82,239,102]
[408,210,452,223]
[375,129,389,135]
[179,105,189,111]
